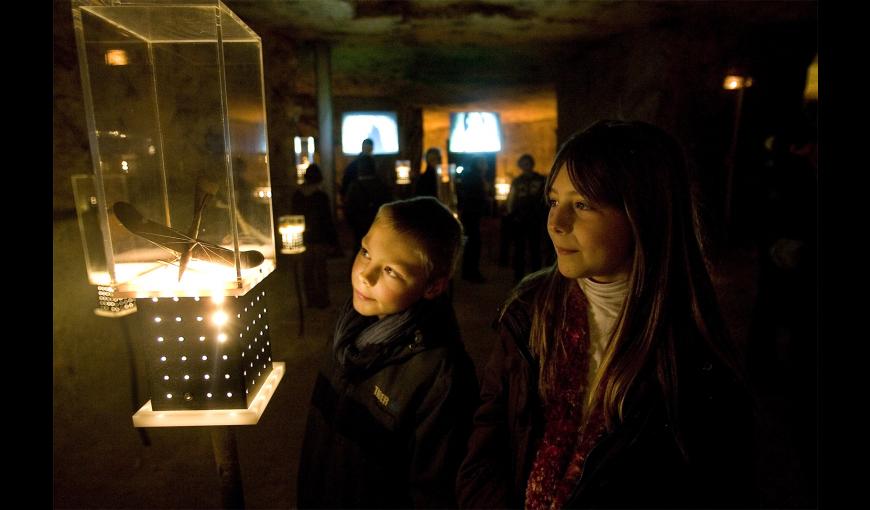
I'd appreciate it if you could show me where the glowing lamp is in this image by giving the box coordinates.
[723,75,753,90]
[278,215,306,254]
[293,136,316,184]
[495,181,511,201]
[395,160,411,185]
[295,162,309,185]
[94,285,137,317]
[104,49,128,66]
[136,289,276,411]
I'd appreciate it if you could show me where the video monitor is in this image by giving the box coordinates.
[341,111,400,155]
[448,112,502,153]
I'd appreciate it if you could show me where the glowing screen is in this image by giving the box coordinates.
[341,111,399,155]
[449,112,502,153]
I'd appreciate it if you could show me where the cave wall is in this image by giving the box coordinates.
[554,17,817,244]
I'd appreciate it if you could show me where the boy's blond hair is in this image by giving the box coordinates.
[374,197,463,285]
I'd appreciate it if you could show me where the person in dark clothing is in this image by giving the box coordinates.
[340,138,375,200]
[506,154,547,282]
[291,164,340,308]
[458,156,490,283]
[298,197,479,509]
[456,120,758,509]
[344,154,393,254]
[414,147,441,198]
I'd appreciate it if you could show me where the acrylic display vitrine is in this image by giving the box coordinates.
[71,0,275,299]
[71,0,284,417]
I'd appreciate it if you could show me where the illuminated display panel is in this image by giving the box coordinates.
[449,112,502,153]
[341,111,400,155]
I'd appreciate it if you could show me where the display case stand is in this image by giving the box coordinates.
[132,362,285,510]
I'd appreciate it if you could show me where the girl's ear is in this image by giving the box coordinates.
[423,277,449,299]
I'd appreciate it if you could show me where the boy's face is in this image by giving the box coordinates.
[351,219,442,318]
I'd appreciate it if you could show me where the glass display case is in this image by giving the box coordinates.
[71,0,275,299]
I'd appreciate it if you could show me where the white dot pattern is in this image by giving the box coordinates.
[142,290,274,411]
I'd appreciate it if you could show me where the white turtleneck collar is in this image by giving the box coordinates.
[577,277,629,374]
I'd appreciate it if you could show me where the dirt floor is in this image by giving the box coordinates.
[53,214,816,509]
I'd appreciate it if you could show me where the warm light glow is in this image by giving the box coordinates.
[211,295,225,305]
[495,181,511,201]
[395,160,412,185]
[723,75,752,90]
[217,333,228,343]
[108,257,276,299]
[105,49,128,66]
[253,187,272,200]
[278,215,306,254]
[294,136,316,183]
[296,163,309,185]
[212,311,229,326]
[181,356,187,361]
[804,56,818,100]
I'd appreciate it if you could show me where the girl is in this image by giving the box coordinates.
[456,120,757,509]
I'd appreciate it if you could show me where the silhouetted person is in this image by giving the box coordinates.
[415,147,441,198]
[506,154,547,282]
[292,164,340,309]
[345,154,393,254]
[458,156,489,283]
[340,138,375,200]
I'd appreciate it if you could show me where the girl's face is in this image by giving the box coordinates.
[547,166,634,283]
[351,219,438,318]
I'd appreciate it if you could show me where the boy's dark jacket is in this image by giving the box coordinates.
[456,272,759,509]
[298,295,479,508]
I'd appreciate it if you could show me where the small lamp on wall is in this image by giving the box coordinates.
[395,160,411,185]
[495,180,511,202]
[293,136,316,185]
[278,215,306,254]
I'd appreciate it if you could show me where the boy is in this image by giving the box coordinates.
[297,197,479,508]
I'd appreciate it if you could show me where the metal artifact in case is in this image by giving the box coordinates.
[71,0,276,299]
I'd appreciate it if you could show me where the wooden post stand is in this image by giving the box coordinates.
[211,426,245,509]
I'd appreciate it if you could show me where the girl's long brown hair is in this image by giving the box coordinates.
[512,120,745,456]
